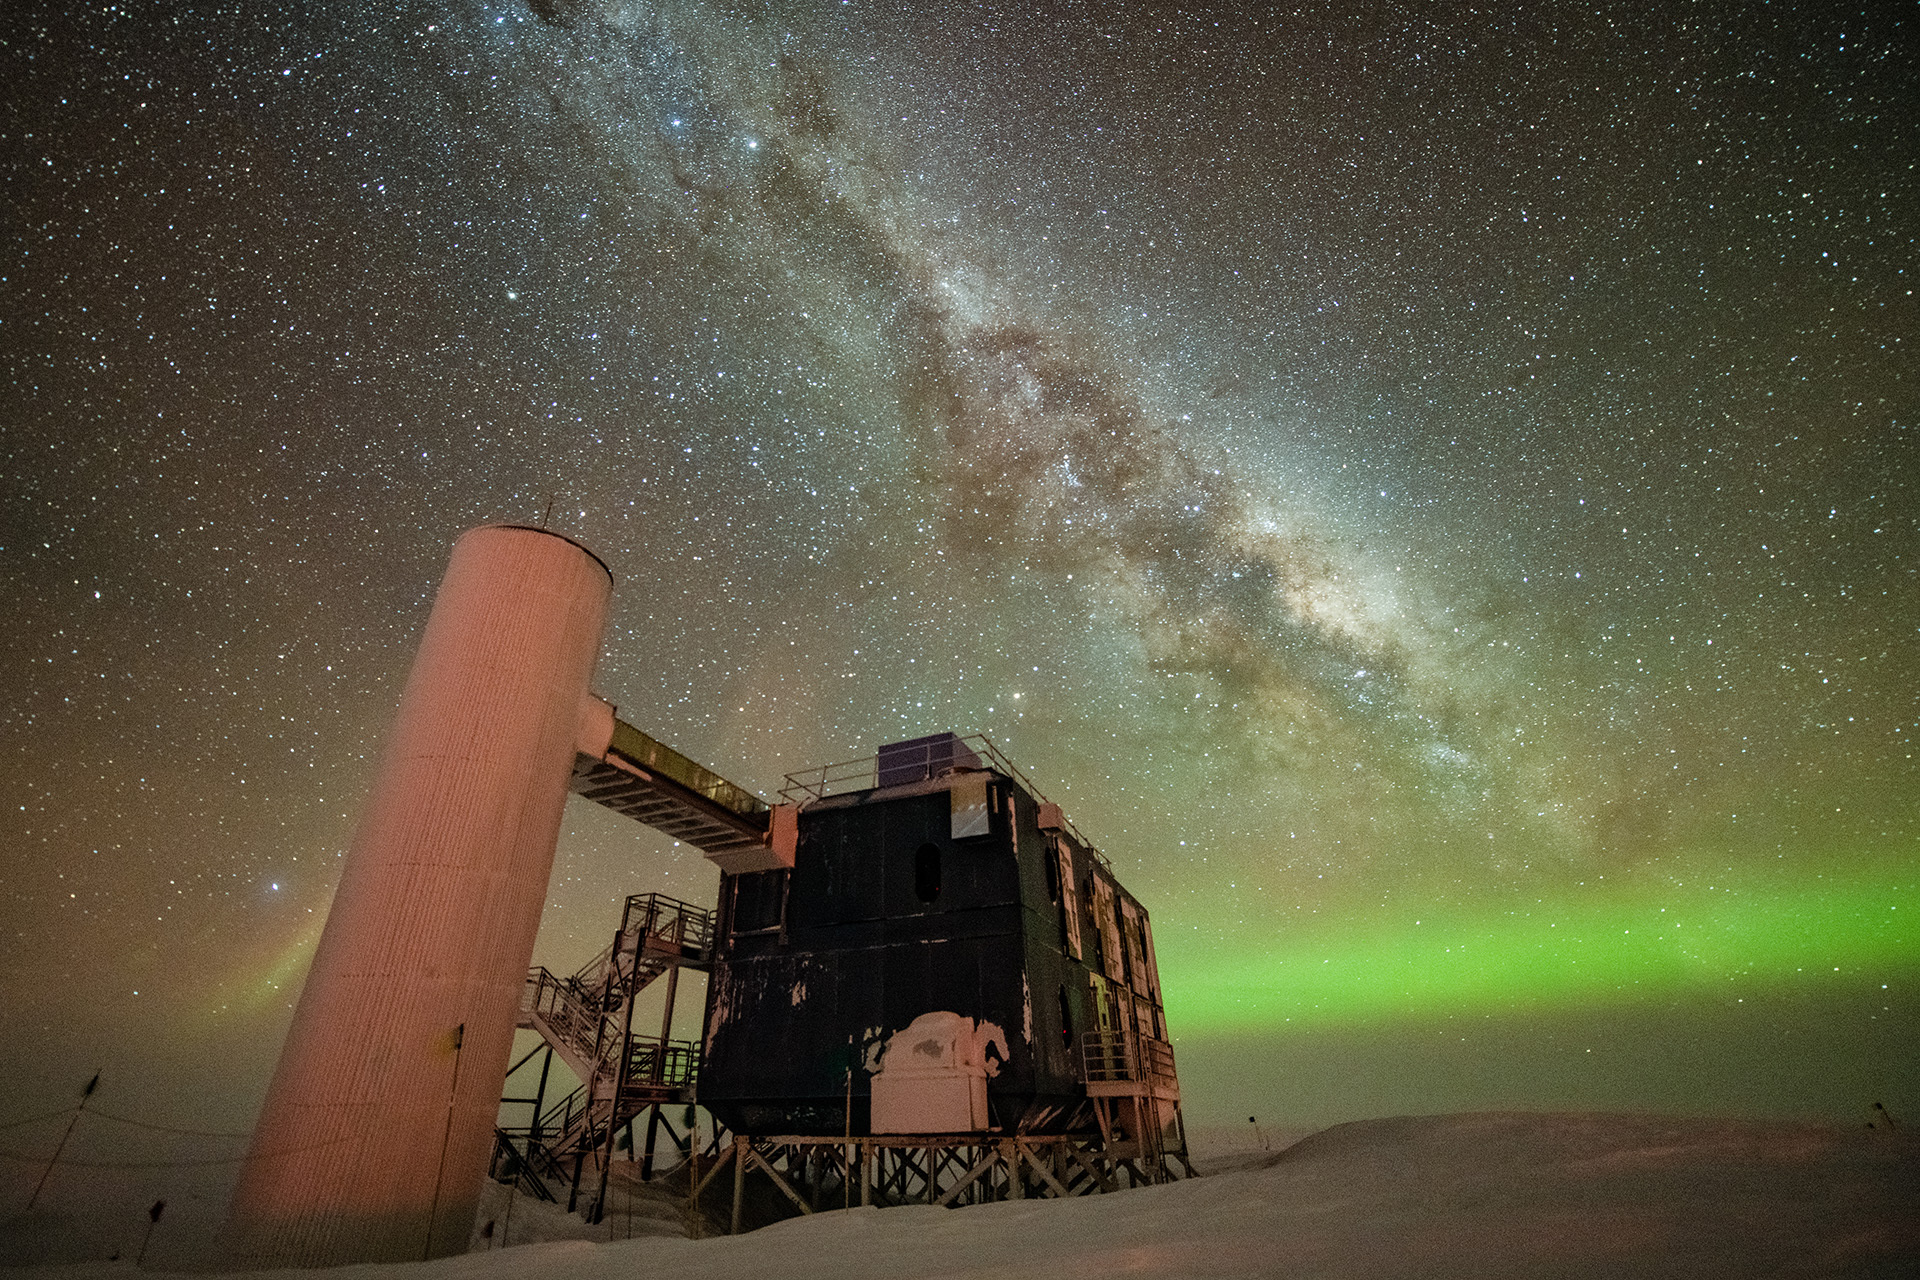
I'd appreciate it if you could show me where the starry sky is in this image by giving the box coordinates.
[2,0,1915,1222]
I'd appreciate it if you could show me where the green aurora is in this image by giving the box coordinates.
[1163,866,1917,1033]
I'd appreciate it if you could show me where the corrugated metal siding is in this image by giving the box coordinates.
[227,527,609,1267]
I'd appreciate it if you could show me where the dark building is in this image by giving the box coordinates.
[700,734,1183,1157]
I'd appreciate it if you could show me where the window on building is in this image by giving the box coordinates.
[729,869,789,936]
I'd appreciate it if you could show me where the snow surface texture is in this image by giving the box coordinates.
[9,1112,1916,1277]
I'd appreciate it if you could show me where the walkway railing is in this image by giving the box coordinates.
[1081,1030,1179,1097]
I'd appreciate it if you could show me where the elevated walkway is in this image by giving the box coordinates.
[571,710,778,870]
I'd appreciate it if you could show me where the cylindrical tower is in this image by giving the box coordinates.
[227,526,611,1267]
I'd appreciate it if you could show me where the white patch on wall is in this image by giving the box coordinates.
[861,1026,888,1072]
[869,1012,1008,1134]
[977,1019,1007,1075]
[789,978,808,1007]
[704,973,734,1055]
[949,772,991,838]
[1022,972,1033,1044]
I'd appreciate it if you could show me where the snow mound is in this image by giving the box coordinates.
[14,1112,1916,1279]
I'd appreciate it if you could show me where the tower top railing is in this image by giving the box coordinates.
[779,732,1109,868]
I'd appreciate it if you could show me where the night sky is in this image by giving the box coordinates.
[2,0,1915,1223]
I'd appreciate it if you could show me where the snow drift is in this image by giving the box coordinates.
[8,1111,1915,1278]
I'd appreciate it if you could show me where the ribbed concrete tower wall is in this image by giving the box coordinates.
[226,526,611,1267]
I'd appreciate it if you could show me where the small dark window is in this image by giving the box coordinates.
[1043,838,1061,902]
[729,869,789,936]
[914,842,943,903]
[1057,985,1073,1048]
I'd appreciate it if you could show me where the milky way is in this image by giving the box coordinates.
[2,2,1914,1226]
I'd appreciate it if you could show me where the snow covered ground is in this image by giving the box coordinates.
[8,1112,1916,1277]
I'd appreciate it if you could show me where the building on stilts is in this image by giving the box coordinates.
[494,729,1191,1232]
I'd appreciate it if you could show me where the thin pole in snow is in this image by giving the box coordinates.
[27,1073,99,1211]
[136,1200,167,1267]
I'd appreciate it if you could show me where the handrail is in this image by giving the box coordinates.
[520,1082,589,1146]
[621,1037,702,1091]
[620,891,715,960]
[571,937,619,990]
[509,1035,700,1154]
[1080,1029,1178,1093]
[523,967,622,1071]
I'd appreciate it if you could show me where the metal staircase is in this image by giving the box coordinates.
[494,892,713,1214]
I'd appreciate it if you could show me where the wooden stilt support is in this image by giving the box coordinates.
[691,1139,734,1201]
[745,1145,813,1215]
[679,1126,1187,1230]
[933,1149,999,1208]
[687,1138,701,1239]
[640,1106,662,1181]
[1019,1144,1073,1199]
[1001,1140,1023,1199]
[730,1135,748,1235]
[1065,1142,1114,1193]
